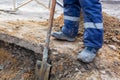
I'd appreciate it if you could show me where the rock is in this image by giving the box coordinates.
[117,35,120,40]
[100,70,106,74]
[78,42,84,45]
[86,77,98,80]
[108,45,117,50]
[59,74,63,78]
[0,65,4,70]
[52,51,59,55]
[114,29,120,34]
[114,61,120,66]
[86,64,92,70]
[75,68,79,71]
[86,74,98,80]
[112,37,120,43]
[80,68,86,72]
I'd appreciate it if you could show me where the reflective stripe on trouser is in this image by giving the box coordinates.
[80,0,104,48]
[62,0,104,48]
[62,0,80,37]
[84,22,104,48]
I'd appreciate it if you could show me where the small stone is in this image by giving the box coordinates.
[20,67,24,70]
[100,70,106,74]
[112,37,120,43]
[86,64,92,70]
[11,55,15,58]
[64,71,68,75]
[108,45,117,50]
[52,51,58,55]
[8,29,13,32]
[80,68,86,72]
[114,29,120,34]
[78,71,82,75]
[78,42,84,45]
[75,68,79,71]
[114,61,120,66]
[0,65,4,70]
[59,74,63,78]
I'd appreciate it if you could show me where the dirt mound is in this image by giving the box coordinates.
[53,13,120,44]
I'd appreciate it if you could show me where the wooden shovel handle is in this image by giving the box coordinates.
[43,0,56,62]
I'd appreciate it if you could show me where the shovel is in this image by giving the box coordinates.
[35,0,56,80]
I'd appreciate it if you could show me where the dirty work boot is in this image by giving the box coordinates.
[77,47,99,63]
[51,31,75,42]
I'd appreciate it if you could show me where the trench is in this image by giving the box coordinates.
[0,39,80,80]
[0,40,44,80]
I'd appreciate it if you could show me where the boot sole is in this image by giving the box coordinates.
[52,35,75,42]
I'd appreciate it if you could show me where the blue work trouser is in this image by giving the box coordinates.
[62,0,104,49]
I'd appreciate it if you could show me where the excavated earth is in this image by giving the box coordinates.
[0,13,120,80]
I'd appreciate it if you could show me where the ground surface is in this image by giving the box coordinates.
[0,0,63,21]
[0,0,120,80]
[102,0,120,19]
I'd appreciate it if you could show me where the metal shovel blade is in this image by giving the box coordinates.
[35,60,51,80]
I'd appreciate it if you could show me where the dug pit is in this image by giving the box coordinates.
[0,40,37,80]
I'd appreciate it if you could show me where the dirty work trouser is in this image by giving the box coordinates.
[62,0,104,49]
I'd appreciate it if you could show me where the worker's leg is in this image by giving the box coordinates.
[77,0,104,63]
[52,0,81,41]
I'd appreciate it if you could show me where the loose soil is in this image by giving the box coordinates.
[0,13,120,80]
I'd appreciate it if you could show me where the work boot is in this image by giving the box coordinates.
[51,31,75,42]
[77,47,99,63]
